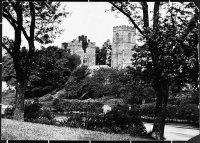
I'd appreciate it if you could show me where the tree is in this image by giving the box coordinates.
[26,46,81,98]
[96,39,112,66]
[2,1,68,121]
[2,46,81,99]
[109,2,199,140]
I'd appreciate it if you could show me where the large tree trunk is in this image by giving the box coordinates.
[151,77,169,140]
[13,57,28,121]
[13,77,26,121]
[12,2,26,121]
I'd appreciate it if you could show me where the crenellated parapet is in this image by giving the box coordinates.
[113,25,135,32]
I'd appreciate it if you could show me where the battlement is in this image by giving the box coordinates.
[113,25,135,32]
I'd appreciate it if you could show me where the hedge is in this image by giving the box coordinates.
[52,98,104,114]
[140,103,199,124]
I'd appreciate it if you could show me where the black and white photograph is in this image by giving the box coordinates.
[1,1,200,142]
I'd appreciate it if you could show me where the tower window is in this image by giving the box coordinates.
[116,33,119,42]
[83,58,89,65]
[128,33,131,43]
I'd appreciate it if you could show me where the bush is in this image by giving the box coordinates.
[3,99,55,121]
[140,103,199,124]
[52,98,103,114]
[165,104,178,120]
[140,103,155,118]
[177,104,198,123]
[24,99,42,120]
[52,98,64,113]
[4,102,15,119]
[55,104,147,136]
[39,109,55,120]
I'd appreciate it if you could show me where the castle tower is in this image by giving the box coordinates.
[63,35,96,67]
[111,25,136,69]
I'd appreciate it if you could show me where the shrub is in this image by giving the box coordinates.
[3,99,55,120]
[177,104,198,123]
[52,98,64,113]
[29,117,57,125]
[24,99,42,120]
[140,103,155,118]
[39,109,55,120]
[52,98,103,114]
[140,103,199,124]
[165,104,178,120]
[4,102,15,119]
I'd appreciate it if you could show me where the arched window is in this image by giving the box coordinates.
[128,33,131,43]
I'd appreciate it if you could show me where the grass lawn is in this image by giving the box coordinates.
[1,118,149,140]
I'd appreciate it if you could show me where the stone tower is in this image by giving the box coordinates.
[111,25,136,69]
[62,35,96,67]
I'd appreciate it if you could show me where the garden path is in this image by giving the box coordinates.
[144,122,199,141]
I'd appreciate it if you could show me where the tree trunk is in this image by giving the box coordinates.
[13,79,26,121]
[151,77,169,140]
[28,40,35,55]
[13,61,28,121]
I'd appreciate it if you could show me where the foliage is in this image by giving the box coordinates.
[96,39,112,66]
[64,67,155,103]
[3,2,68,45]
[37,109,55,120]
[39,104,147,137]
[24,99,42,120]
[3,103,15,119]
[140,103,199,124]
[2,54,16,83]
[64,66,91,99]
[177,104,199,123]
[25,46,81,98]
[3,99,55,121]
[2,46,81,99]
[52,98,103,114]
[111,2,199,139]
[52,98,64,113]
[2,1,69,121]
[140,103,156,118]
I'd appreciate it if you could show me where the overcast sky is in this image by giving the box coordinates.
[3,2,156,49]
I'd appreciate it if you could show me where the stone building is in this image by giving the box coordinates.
[62,35,96,67]
[111,25,136,69]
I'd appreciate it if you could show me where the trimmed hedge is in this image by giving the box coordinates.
[140,103,199,124]
[30,104,148,138]
[3,99,55,121]
[52,98,103,114]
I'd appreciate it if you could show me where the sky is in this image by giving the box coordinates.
[2,2,155,49]
[4,2,193,50]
